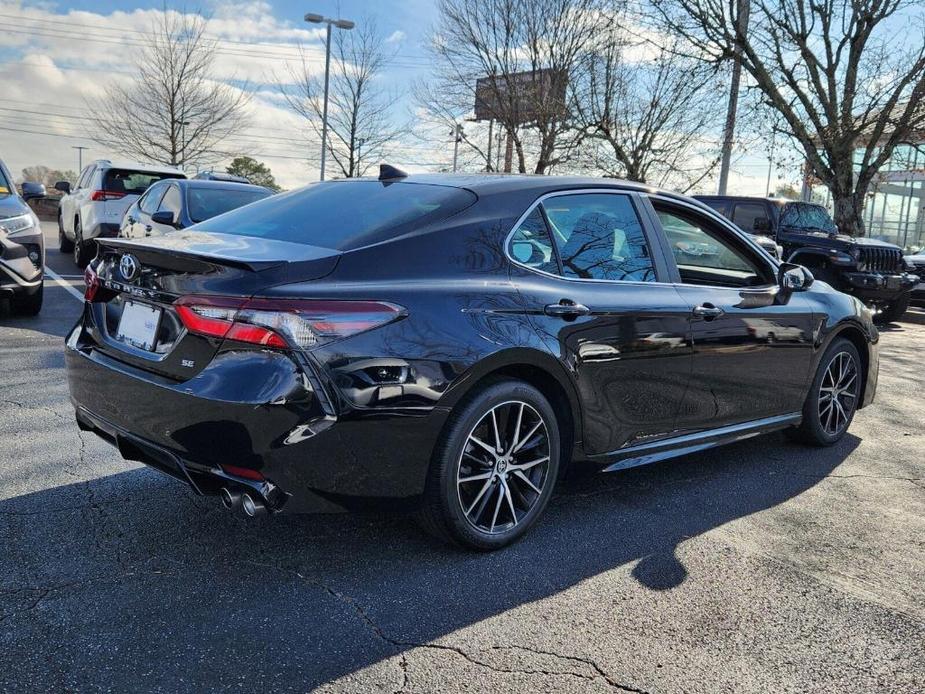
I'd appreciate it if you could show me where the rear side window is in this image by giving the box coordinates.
[103,169,182,196]
[541,193,655,282]
[187,187,271,223]
[732,203,769,233]
[509,208,559,274]
[194,181,477,251]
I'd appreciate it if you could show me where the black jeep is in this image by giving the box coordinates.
[696,195,917,323]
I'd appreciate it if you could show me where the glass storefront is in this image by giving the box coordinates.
[809,142,925,252]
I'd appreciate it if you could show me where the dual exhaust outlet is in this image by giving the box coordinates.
[220,487,267,517]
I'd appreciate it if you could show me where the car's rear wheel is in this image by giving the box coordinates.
[73,218,90,268]
[788,338,861,446]
[58,212,74,253]
[10,282,43,316]
[875,292,910,324]
[418,379,560,550]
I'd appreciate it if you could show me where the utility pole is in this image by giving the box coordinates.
[717,0,750,195]
[72,146,88,172]
[486,118,494,172]
[451,123,463,173]
[178,120,190,170]
[305,12,355,181]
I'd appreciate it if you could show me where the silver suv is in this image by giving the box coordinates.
[55,160,185,267]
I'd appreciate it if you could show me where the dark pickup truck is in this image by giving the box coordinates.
[696,195,918,323]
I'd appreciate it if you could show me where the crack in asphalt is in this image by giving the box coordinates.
[242,559,648,693]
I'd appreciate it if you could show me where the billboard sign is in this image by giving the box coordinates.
[474,68,568,124]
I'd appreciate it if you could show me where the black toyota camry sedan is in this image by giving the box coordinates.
[65,169,879,549]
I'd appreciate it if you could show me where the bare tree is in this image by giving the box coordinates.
[651,0,925,235]
[426,0,609,174]
[88,9,250,169]
[282,21,404,178]
[574,27,723,191]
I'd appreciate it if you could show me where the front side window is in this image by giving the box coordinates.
[139,184,167,214]
[186,187,272,223]
[655,205,772,288]
[158,185,182,215]
[541,193,655,282]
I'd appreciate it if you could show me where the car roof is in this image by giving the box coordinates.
[696,194,819,207]
[173,179,271,193]
[345,172,708,207]
[92,159,185,176]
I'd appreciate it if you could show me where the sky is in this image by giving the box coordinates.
[0,0,789,192]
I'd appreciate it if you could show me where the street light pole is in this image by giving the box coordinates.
[72,146,88,172]
[452,123,463,173]
[305,12,355,182]
[717,0,750,195]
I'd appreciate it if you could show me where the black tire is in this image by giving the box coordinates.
[73,218,90,268]
[10,282,43,316]
[787,338,861,446]
[874,292,910,324]
[417,379,560,550]
[58,213,74,253]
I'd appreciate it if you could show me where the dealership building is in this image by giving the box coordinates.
[809,141,924,252]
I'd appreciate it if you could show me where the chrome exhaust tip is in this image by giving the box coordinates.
[241,493,267,517]
[220,487,242,510]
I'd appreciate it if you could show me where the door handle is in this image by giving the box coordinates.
[127,216,136,224]
[692,304,724,320]
[544,300,591,318]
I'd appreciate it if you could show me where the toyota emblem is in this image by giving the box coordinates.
[119,254,140,281]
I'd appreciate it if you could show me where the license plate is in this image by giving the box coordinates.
[116,301,161,351]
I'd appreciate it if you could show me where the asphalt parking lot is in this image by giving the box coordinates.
[1,221,923,692]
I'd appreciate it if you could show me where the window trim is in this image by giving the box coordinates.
[647,194,780,290]
[504,188,671,285]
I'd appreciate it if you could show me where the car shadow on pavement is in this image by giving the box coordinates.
[0,430,859,689]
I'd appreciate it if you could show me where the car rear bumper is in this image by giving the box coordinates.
[65,320,446,513]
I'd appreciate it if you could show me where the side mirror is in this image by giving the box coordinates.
[21,181,46,201]
[54,181,71,194]
[753,217,771,232]
[151,210,178,227]
[779,262,813,292]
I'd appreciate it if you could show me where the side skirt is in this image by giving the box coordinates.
[594,413,802,474]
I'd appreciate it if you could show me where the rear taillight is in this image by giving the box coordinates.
[90,190,126,201]
[174,296,404,349]
[84,264,100,302]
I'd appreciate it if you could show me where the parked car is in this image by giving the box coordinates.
[56,160,185,267]
[193,170,251,184]
[66,171,879,550]
[904,250,925,305]
[119,179,273,239]
[696,195,916,323]
[0,158,45,315]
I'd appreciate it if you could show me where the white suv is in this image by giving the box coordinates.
[56,160,185,267]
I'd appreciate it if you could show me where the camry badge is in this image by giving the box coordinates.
[120,254,140,281]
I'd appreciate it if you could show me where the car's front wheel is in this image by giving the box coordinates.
[58,212,74,253]
[10,282,43,316]
[418,379,560,550]
[73,218,90,268]
[875,292,910,324]
[788,338,861,446]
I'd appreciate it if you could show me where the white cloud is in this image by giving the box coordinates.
[385,30,406,44]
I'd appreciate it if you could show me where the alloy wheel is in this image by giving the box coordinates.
[456,400,551,535]
[818,351,859,436]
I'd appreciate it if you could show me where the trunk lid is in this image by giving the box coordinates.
[86,232,339,380]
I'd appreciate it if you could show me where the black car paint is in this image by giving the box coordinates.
[696,195,916,309]
[65,176,879,515]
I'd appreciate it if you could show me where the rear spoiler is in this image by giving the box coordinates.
[95,236,322,273]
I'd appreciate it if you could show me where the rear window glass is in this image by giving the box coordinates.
[193,180,477,250]
[103,169,183,196]
[187,187,272,223]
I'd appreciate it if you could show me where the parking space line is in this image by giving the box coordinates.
[44,266,85,302]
